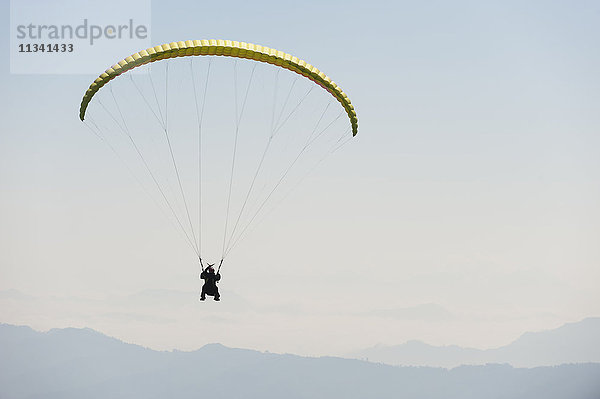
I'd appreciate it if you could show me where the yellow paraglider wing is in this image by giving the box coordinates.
[79,39,358,136]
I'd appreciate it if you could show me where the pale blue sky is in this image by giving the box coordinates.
[1,0,599,355]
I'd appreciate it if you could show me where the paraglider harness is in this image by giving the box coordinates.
[199,258,222,301]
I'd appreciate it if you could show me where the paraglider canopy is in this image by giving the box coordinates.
[79,39,358,135]
[79,39,358,271]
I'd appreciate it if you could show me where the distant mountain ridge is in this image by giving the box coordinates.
[347,317,600,368]
[1,323,600,399]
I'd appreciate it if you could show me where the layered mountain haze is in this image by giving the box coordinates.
[347,317,600,368]
[1,323,599,399]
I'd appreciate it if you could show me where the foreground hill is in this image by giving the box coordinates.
[1,324,599,399]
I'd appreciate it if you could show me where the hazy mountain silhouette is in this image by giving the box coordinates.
[347,317,600,368]
[1,323,599,399]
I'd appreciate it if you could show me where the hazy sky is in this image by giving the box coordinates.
[1,0,599,356]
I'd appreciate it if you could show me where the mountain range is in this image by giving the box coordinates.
[346,317,600,368]
[1,322,599,399]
